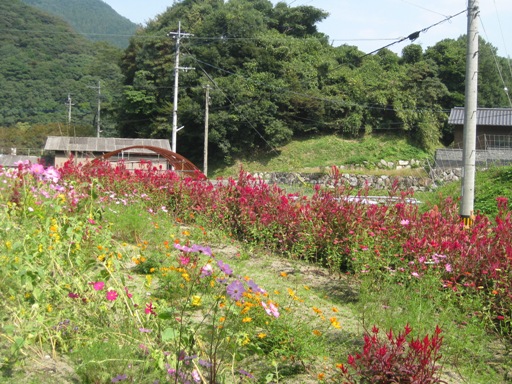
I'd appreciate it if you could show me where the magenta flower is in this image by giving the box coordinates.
[68,292,79,299]
[124,287,133,298]
[179,255,191,266]
[145,302,156,315]
[106,290,118,301]
[92,281,105,291]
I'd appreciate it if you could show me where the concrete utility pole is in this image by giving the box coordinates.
[168,21,194,153]
[89,81,102,137]
[460,0,479,226]
[65,94,75,136]
[204,84,210,177]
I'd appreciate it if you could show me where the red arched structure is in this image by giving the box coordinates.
[94,145,202,176]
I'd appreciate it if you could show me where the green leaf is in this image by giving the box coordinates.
[161,327,177,342]
[157,311,175,320]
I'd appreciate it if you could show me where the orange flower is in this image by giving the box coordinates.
[242,317,252,323]
[280,272,288,277]
[312,330,322,336]
[330,317,341,329]
[313,307,322,314]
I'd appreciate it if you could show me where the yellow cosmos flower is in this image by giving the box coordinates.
[191,296,202,306]
[242,317,252,323]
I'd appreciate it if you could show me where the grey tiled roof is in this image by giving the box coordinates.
[448,107,512,126]
[44,137,171,154]
[0,155,40,167]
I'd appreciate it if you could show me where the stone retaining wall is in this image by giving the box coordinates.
[252,168,465,192]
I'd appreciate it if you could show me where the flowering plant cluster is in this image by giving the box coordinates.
[59,161,512,331]
[2,158,512,382]
[334,324,446,384]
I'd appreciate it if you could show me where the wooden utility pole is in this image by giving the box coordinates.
[460,0,479,226]
[204,85,210,177]
[168,21,193,153]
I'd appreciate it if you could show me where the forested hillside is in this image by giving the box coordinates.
[1,0,511,167]
[0,0,124,149]
[20,0,137,48]
[118,0,512,165]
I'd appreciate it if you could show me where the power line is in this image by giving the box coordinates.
[361,8,467,57]
[492,0,512,80]
[478,16,512,107]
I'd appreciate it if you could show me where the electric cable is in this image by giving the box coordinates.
[361,8,467,58]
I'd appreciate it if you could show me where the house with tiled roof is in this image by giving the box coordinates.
[449,107,512,149]
[44,136,172,169]
[435,107,512,168]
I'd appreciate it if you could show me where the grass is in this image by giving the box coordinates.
[210,133,431,177]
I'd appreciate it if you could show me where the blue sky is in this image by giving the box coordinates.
[102,0,512,57]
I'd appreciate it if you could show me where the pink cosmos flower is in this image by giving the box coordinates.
[200,264,213,278]
[30,163,45,176]
[106,290,118,301]
[445,264,452,272]
[92,281,105,291]
[400,219,410,226]
[261,301,280,318]
[269,302,280,318]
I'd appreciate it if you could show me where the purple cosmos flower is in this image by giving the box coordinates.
[111,374,127,383]
[174,243,193,253]
[217,260,233,275]
[238,369,255,379]
[190,244,212,256]
[226,280,245,301]
[247,279,265,294]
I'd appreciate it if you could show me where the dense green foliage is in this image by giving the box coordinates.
[20,0,137,48]
[118,0,512,165]
[0,0,124,142]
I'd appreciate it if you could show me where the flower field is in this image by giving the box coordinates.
[1,160,511,383]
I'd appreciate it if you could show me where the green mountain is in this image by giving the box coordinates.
[20,0,137,48]
[0,0,124,135]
